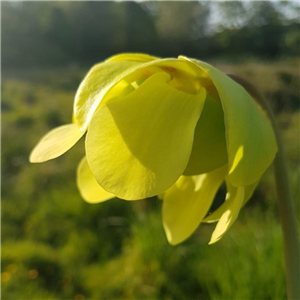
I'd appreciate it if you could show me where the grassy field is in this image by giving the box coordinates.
[1,60,299,300]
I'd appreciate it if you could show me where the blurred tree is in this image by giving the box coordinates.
[44,6,72,63]
[150,1,212,56]
[1,1,299,68]
[63,1,115,63]
[1,2,63,67]
[283,25,300,56]
[214,1,297,59]
[125,2,160,54]
[111,1,160,56]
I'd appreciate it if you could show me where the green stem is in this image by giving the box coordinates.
[229,75,300,300]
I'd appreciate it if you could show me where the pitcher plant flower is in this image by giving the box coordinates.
[30,53,277,245]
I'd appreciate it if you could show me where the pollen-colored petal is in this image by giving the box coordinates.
[184,93,227,175]
[77,157,114,203]
[209,186,245,244]
[162,165,227,245]
[86,72,206,200]
[105,53,159,63]
[29,124,84,163]
[179,56,277,186]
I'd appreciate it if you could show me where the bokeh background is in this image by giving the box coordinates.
[1,1,299,299]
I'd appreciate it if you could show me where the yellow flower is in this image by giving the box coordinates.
[30,53,277,245]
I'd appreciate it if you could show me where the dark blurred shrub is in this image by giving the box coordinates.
[15,116,34,128]
[45,110,62,128]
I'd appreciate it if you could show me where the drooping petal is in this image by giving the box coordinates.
[209,186,245,244]
[105,53,159,63]
[179,56,277,186]
[162,165,227,245]
[184,93,227,175]
[243,180,259,204]
[203,179,258,223]
[86,72,206,200]
[77,157,114,203]
[29,124,84,163]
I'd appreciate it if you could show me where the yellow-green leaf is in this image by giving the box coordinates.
[29,124,84,163]
[162,165,227,245]
[77,157,114,203]
[86,72,206,200]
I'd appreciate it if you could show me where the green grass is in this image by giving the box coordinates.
[1,60,299,300]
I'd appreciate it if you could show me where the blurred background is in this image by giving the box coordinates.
[1,1,299,299]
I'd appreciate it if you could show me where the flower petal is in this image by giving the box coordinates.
[179,56,277,186]
[209,186,245,244]
[74,57,205,131]
[74,60,141,130]
[29,124,84,163]
[184,93,227,175]
[203,179,258,223]
[77,157,114,203]
[162,165,227,245]
[86,72,206,200]
[105,53,159,63]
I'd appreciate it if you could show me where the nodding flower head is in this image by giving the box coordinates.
[30,53,277,245]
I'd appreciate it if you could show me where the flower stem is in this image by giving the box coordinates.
[229,75,300,300]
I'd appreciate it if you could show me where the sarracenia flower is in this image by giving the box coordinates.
[30,53,277,245]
